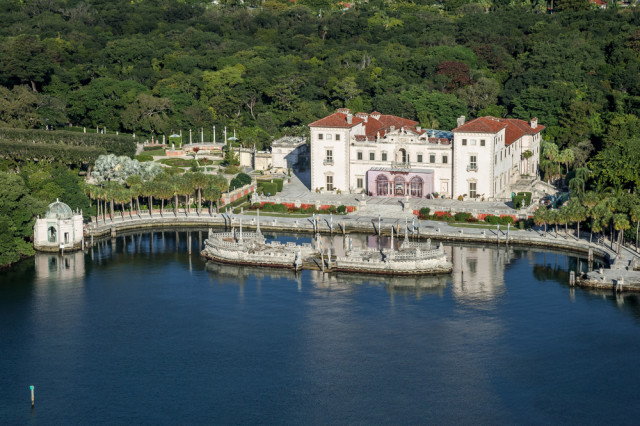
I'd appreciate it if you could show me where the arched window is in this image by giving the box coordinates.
[376,175,389,196]
[48,226,57,243]
[410,176,423,198]
[394,176,405,196]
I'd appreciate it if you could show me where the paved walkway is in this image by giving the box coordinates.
[265,168,536,219]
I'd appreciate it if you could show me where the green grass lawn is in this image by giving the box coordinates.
[449,222,505,229]
[160,158,195,167]
[243,211,312,218]
[143,149,167,157]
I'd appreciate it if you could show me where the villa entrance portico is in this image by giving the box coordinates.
[366,168,434,198]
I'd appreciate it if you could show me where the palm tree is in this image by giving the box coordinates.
[567,197,586,240]
[176,174,193,215]
[190,172,209,216]
[104,181,120,222]
[547,209,559,237]
[126,175,142,217]
[613,213,630,254]
[557,207,569,236]
[208,174,229,213]
[533,205,549,236]
[557,148,575,183]
[630,202,640,252]
[141,181,155,217]
[202,186,221,216]
[114,187,131,220]
[154,181,173,217]
[581,191,598,243]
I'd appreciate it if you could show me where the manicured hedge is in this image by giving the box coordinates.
[0,128,135,157]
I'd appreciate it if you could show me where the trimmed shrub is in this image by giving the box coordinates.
[237,172,252,186]
[454,212,473,222]
[229,177,243,191]
[272,178,284,192]
[260,182,277,196]
[262,203,274,212]
[484,215,500,225]
[419,207,431,218]
[500,216,515,225]
[337,205,347,214]
[273,203,287,213]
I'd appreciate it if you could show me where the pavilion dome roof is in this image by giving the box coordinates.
[45,199,74,220]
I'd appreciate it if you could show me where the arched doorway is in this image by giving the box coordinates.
[376,175,389,196]
[48,226,57,243]
[410,176,423,197]
[394,176,405,196]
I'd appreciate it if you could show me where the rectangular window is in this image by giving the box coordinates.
[318,133,323,140]
[381,152,387,161]
[357,178,363,189]
[326,175,334,191]
[469,155,477,169]
[471,139,477,146]
[481,139,485,147]
[417,154,423,163]
[442,155,448,164]
[469,182,477,198]
[326,134,332,140]
[325,149,333,163]
[462,139,467,146]
[357,151,363,160]
[495,155,497,165]
[369,152,375,161]
[335,134,340,141]
[429,154,436,163]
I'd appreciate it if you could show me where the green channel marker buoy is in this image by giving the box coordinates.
[30,385,35,407]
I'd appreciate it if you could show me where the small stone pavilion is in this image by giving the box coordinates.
[34,199,84,252]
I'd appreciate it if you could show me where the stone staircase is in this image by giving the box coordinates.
[354,201,415,219]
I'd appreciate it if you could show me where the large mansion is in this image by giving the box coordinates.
[309,109,544,200]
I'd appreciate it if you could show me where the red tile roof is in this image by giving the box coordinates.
[309,112,364,128]
[453,116,544,146]
[452,116,507,133]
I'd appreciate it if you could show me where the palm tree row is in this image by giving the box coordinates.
[85,171,229,223]
[533,188,640,254]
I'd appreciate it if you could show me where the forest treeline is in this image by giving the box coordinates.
[1,0,639,154]
[2,0,640,268]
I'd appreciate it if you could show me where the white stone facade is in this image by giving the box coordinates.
[34,199,84,252]
[272,136,307,170]
[309,110,543,200]
[452,116,543,199]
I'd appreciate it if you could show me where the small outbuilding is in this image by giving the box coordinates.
[33,199,84,252]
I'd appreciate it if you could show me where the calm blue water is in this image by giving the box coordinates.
[1,230,639,425]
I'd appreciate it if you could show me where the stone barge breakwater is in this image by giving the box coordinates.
[200,221,453,275]
[85,210,640,289]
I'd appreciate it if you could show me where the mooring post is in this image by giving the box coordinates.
[330,213,333,234]
[30,385,34,407]
[342,220,345,235]
[497,224,500,243]
[378,214,381,235]
[569,270,575,286]
[507,223,510,243]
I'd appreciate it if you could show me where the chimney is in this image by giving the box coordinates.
[416,126,421,132]
[456,116,466,127]
[346,113,353,124]
[530,117,538,129]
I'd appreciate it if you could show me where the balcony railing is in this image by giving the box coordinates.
[391,161,411,169]
[467,164,478,172]
[323,159,334,165]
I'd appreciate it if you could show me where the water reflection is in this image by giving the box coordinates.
[34,251,85,283]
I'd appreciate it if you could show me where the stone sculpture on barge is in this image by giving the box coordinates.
[200,211,452,275]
